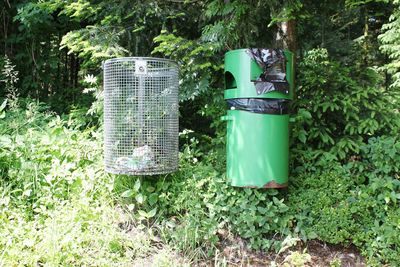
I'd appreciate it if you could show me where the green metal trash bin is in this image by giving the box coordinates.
[222,48,294,188]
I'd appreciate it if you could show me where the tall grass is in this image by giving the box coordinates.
[0,99,187,266]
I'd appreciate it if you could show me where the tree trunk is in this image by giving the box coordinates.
[275,19,297,98]
[275,20,297,53]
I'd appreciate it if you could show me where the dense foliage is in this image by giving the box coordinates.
[0,100,186,265]
[1,0,400,266]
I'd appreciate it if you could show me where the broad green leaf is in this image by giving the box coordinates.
[134,179,141,191]
[147,208,157,218]
[121,189,134,198]
[135,193,144,204]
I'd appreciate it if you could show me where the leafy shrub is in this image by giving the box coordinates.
[115,129,400,265]
[349,174,400,265]
[288,168,358,244]
[293,48,400,160]
[349,136,400,180]
[116,134,293,257]
[346,136,400,265]
[0,100,182,266]
[153,31,223,101]
[379,0,400,89]
[0,55,19,105]
[3,98,400,266]
[289,136,400,265]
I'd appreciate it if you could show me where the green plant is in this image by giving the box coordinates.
[293,48,399,160]
[288,136,400,265]
[0,100,186,266]
[346,136,400,265]
[0,55,19,107]
[153,31,223,101]
[283,249,312,267]
[330,258,341,267]
[112,126,400,265]
[351,136,400,179]
[114,133,292,258]
[379,0,400,89]
[288,169,358,244]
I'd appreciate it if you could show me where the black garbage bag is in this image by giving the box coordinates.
[246,48,290,95]
[227,98,289,115]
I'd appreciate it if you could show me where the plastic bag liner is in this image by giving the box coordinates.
[246,48,289,95]
[227,98,289,115]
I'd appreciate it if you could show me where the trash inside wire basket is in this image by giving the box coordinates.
[103,57,179,175]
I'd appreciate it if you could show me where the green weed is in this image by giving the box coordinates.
[0,100,186,266]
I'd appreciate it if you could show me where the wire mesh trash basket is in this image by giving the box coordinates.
[103,57,179,175]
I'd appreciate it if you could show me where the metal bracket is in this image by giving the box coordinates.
[135,60,147,75]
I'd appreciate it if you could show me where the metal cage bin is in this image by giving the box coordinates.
[103,57,179,175]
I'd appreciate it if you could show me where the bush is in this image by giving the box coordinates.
[288,168,358,244]
[114,129,400,265]
[2,98,400,266]
[0,100,182,266]
[349,136,400,179]
[288,136,400,265]
[116,134,293,257]
[292,48,400,160]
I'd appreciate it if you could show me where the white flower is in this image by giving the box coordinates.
[84,74,97,84]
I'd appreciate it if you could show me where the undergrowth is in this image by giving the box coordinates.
[117,130,400,266]
[0,99,186,266]
[1,98,400,266]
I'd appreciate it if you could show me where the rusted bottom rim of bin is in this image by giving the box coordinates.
[263,181,288,188]
[234,181,288,189]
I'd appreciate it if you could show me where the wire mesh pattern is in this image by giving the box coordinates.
[103,57,179,175]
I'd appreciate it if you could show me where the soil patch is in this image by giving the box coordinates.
[197,233,365,267]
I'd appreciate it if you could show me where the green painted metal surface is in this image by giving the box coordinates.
[222,110,289,188]
[224,49,294,99]
[222,48,293,188]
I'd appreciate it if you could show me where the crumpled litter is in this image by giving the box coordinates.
[115,145,155,170]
